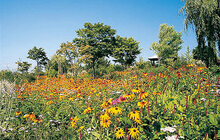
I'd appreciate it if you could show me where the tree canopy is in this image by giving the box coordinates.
[73,22,116,77]
[27,46,49,73]
[16,61,31,73]
[112,36,141,67]
[150,24,183,64]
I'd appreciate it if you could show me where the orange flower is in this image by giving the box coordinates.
[16,111,22,116]
[137,101,147,108]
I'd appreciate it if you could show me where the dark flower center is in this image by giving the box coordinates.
[133,129,136,132]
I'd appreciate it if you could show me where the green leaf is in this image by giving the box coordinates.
[208,114,218,126]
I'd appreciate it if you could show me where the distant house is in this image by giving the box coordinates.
[148,54,160,66]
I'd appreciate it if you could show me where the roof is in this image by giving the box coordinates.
[148,55,159,60]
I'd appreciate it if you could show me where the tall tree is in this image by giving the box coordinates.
[112,36,141,68]
[150,24,183,64]
[73,22,116,77]
[16,61,31,73]
[181,0,219,67]
[56,41,79,64]
[27,46,49,74]
[56,41,80,76]
[49,54,67,75]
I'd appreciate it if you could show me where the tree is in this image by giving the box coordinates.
[150,24,183,64]
[112,36,141,68]
[181,0,219,67]
[180,46,195,64]
[73,22,116,77]
[49,54,68,75]
[16,61,31,73]
[27,46,49,74]
[56,42,80,76]
[57,42,79,64]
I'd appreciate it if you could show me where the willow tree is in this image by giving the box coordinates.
[181,0,219,67]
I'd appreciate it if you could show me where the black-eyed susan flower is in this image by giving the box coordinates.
[132,89,140,94]
[83,107,93,114]
[23,113,36,121]
[34,118,43,123]
[124,94,135,99]
[109,107,122,116]
[16,111,22,116]
[71,116,79,127]
[134,117,141,124]
[139,92,148,100]
[100,119,111,128]
[115,128,125,139]
[100,113,110,121]
[137,101,147,108]
[128,127,140,138]
[128,111,139,120]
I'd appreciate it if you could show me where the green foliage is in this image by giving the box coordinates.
[181,0,219,67]
[180,46,195,65]
[16,61,31,73]
[209,65,220,75]
[73,22,116,77]
[27,46,49,73]
[150,24,183,64]
[193,44,217,67]
[48,54,68,75]
[112,36,141,67]
[46,68,58,77]
[0,70,36,84]
[135,57,151,69]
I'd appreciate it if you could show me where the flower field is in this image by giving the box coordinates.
[1,65,219,139]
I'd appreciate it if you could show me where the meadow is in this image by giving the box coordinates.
[0,65,219,140]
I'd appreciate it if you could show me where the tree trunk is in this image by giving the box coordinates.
[92,61,96,78]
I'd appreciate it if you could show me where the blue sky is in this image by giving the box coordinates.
[0,0,197,70]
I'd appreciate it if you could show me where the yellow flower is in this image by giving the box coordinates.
[115,128,125,139]
[29,113,36,121]
[100,113,110,121]
[68,97,74,101]
[153,91,161,95]
[83,107,93,114]
[128,127,140,138]
[46,100,53,105]
[124,94,135,99]
[71,116,79,127]
[134,117,141,124]
[34,118,43,123]
[132,89,140,94]
[100,118,111,128]
[101,98,112,108]
[77,126,85,133]
[23,113,35,121]
[109,107,122,116]
[128,111,139,120]
[16,111,22,116]
[59,95,65,100]
[139,92,148,100]
[137,101,147,108]
[23,114,30,119]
